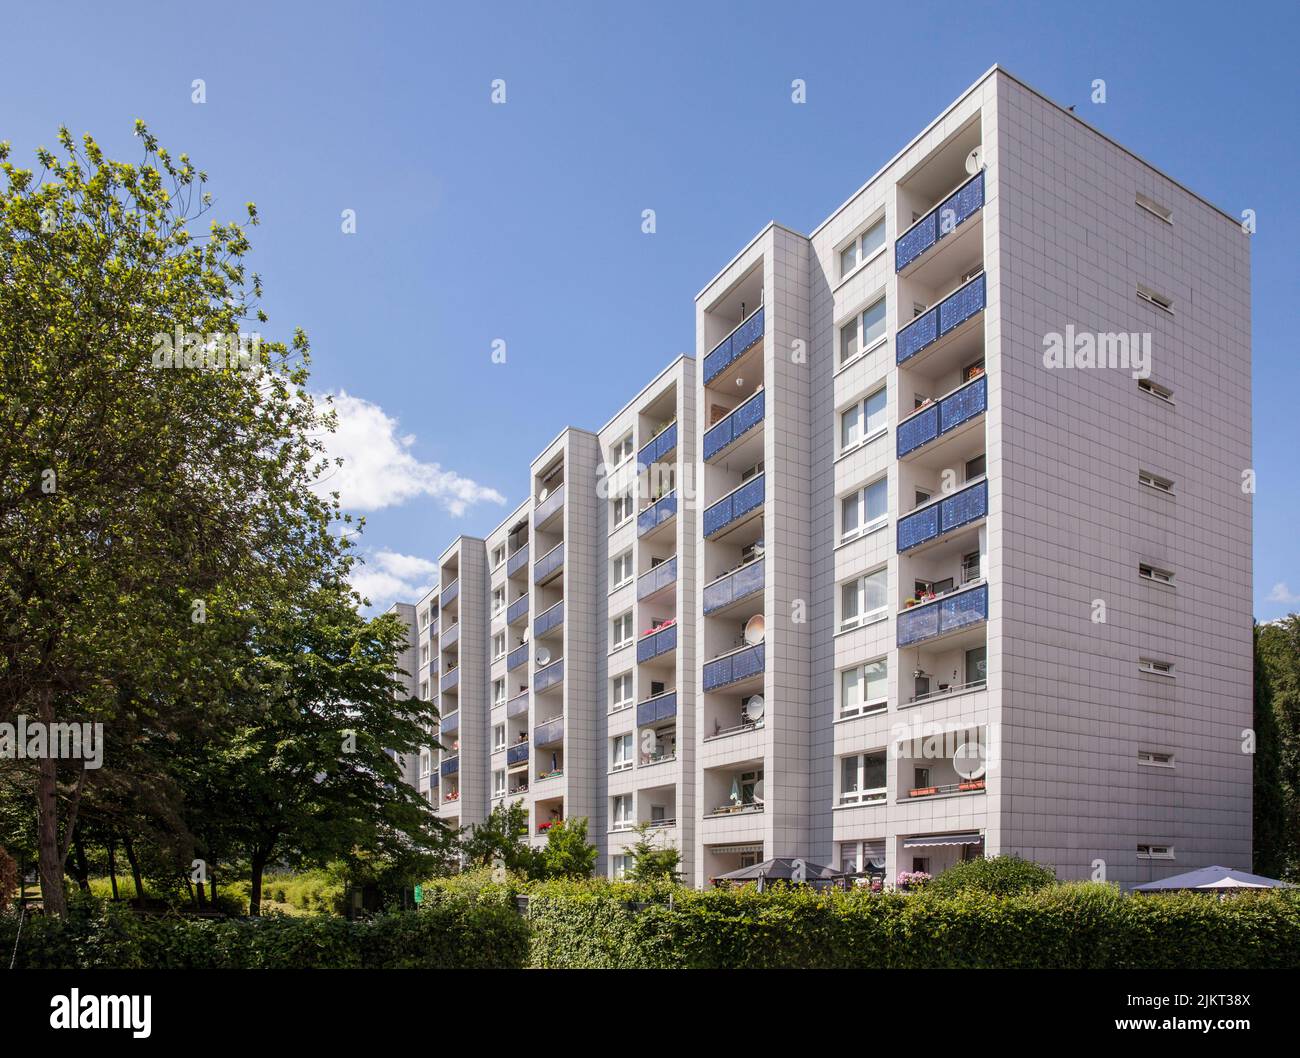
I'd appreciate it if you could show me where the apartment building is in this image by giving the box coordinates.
[390,66,1252,888]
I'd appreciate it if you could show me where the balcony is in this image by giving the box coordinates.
[895,170,985,273]
[534,541,565,585]
[897,583,988,647]
[896,273,986,366]
[703,643,765,691]
[534,657,564,693]
[534,715,564,747]
[440,579,459,607]
[636,622,678,664]
[703,389,765,463]
[534,600,564,638]
[703,474,764,538]
[637,491,677,538]
[897,373,987,459]
[636,690,678,728]
[703,305,765,385]
[440,711,459,735]
[506,742,529,766]
[506,642,530,672]
[440,756,459,776]
[638,421,678,467]
[506,594,529,625]
[908,779,986,799]
[440,667,460,693]
[702,557,764,615]
[897,479,987,553]
[506,544,529,578]
[507,692,529,719]
[636,556,678,601]
[441,621,460,649]
[534,483,565,530]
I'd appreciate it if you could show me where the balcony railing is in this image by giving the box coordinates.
[636,691,678,727]
[534,657,564,693]
[507,692,529,719]
[703,474,764,538]
[897,583,988,647]
[703,643,765,691]
[533,483,565,528]
[427,617,438,638]
[534,600,564,638]
[440,711,459,735]
[908,678,986,706]
[506,742,529,765]
[440,756,459,776]
[702,557,764,615]
[895,170,985,272]
[534,716,564,747]
[534,541,564,584]
[440,667,460,693]
[506,642,530,671]
[704,716,764,741]
[440,579,459,607]
[636,622,678,664]
[896,478,987,552]
[636,556,678,600]
[706,801,764,818]
[896,272,986,365]
[637,491,677,537]
[703,305,765,385]
[638,421,678,467]
[506,543,529,577]
[907,778,986,799]
[703,389,765,462]
[506,594,529,624]
[897,373,987,459]
[441,621,459,649]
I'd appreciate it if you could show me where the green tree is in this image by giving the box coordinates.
[626,821,681,883]
[1257,617,1300,878]
[461,801,542,877]
[541,817,597,879]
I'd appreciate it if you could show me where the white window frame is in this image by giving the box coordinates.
[610,673,633,712]
[839,478,889,543]
[838,215,887,279]
[611,854,628,880]
[492,631,506,660]
[419,680,429,700]
[493,722,506,751]
[839,386,888,455]
[418,608,429,629]
[839,751,888,805]
[1138,657,1175,678]
[493,769,506,798]
[612,794,634,830]
[610,432,634,469]
[611,612,633,651]
[491,545,506,568]
[491,585,506,614]
[839,658,888,717]
[838,570,888,632]
[612,489,634,527]
[492,679,506,707]
[611,733,634,772]
[838,294,887,368]
[611,551,634,590]
[419,751,431,777]
[1137,749,1175,768]
[1138,563,1174,585]
[1137,844,1175,860]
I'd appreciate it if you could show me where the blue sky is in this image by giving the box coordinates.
[3,0,1296,616]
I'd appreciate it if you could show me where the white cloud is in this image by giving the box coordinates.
[351,549,438,611]
[315,390,507,515]
[1267,582,1300,605]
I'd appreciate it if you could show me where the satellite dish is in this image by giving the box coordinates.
[965,146,984,175]
[521,627,529,643]
[752,779,765,803]
[953,740,986,780]
[743,614,765,645]
[743,695,765,722]
[536,646,551,666]
[538,486,549,502]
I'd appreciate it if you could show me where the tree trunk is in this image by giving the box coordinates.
[122,834,144,902]
[107,837,120,901]
[71,831,91,892]
[249,849,268,917]
[34,690,67,917]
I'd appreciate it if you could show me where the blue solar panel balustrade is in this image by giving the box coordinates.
[897,404,939,458]
[898,374,988,459]
[533,484,565,528]
[534,717,564,747]
[895,211,937,271]
[534,542,564,583]
[440,711,459,735]
[636,492,677,536]
[506,743,529,765]
[440,668,459,693]
[897,584,988,646]
[441,579,459,606]
[636,692,678,727]
[636,623,677,663]
[506,643,529,671]
[507,694,529,719]
[534,658,564,692]
[894,171,984,272]
[896,479,987,553]
[896,273,986,365]
[702,558,764,615]
[703,389,765,462]
[534,600,564,638]
[506,544,529,577]
[702,643,765,691]
[637,421,678,467]
[703,474,765,538]
[636,556,678,600]
[703,306,765,384]
[506,594,529,624]
[440,757,459,777]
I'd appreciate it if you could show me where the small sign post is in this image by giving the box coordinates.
[413,885,424,905]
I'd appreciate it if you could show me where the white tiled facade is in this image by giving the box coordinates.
[389,67,1252,888]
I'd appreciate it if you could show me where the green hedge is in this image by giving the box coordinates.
[0,895,528,969]
[525,880,1300,969]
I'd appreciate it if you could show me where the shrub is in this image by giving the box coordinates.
[924,855,1057,897]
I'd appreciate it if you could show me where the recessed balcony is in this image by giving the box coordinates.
[440,710,459,736]
[534,715,564,748]
[441,621,459,649]
[506,741,529,767]
[534,541,565,585]
[534,657,564,693]
[897,273,986,367]
[896,170,985,274]
[703,388,765,463]
[506,692,529,720]
[506,593,529,625]
[636,556,677,601]
[703,474,764,539]
[703,305,764,386]
[638,420,678,467]
[703,642,765,692]
[635,689,677,728]
[440,754,459,777]
[440,667,460,693]
[637,490,677,539]
[440,579,459,608]
[897,372,986,460]
[534,482,565,531]
[897,582,987,647]
[703,556,764,616]
[636,621,678,664]
[897,479,987,553]
[506,543,530,578]
[534,599,564,638]
[506,642,530,672]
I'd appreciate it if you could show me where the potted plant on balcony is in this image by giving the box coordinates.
[896,870,931,892]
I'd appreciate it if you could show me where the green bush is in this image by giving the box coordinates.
[924,855,1058,897]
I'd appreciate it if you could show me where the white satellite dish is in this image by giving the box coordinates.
[743,695,765,722]
[752,779,765,804]
[538,486,549,502]
[965,146,984,175]
[953,741,986,780]
[743,614,765,646]
[536,646,552,666]
[521,627,529,643]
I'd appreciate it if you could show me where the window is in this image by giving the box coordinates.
[840,387,888,452]
[1139,563,1174,584]
[418,608,429,629]
[611,733,634,772]
[965,454,986,480]
[419,680,429,700]
[492,586,506,614]
[840,479,888,542]
[610,432,634,468]
[1138,378,1174,403]
[612,489,634,526]
[1138,470,1174,494]
[961,550,981,584]
[1139,657,1175,677]
[611,612,633,650]
[610,673,633,711]
[420,643,429,665]
[840,752,887,804]
[840,659,888,717]
[839,296,887,366]
[493,769,506,798]
[965,646,987,686]
[1136,284,1174,313]
[1138,749,1175,768]
[493,723,506,751]
[612,794,634,830]
[739,769,763,806]
[491,544,506,568]
[611,854,628,880]
[492,632,506,660]
[493,679,506,707]
[1137,844,1175,860]
[1135,192,1173,224]
[611,551,634,589]
[840,570,888,632]
[839,216,886,277]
